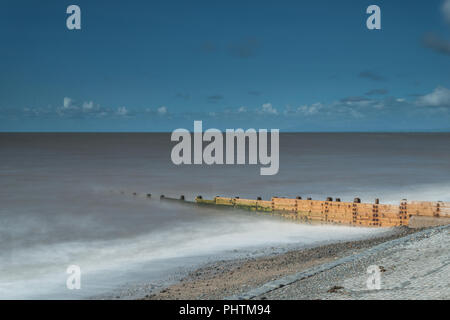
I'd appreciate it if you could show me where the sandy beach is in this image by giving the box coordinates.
[145,226,420,300]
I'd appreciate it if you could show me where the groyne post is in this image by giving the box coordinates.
[372,199,380,227]
[399,199,408,226]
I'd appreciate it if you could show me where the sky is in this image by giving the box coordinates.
[0,0,450,132]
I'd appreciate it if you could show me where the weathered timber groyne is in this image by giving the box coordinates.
[195,196,450,227]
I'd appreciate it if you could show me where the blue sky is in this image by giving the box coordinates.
[1,0,450,131]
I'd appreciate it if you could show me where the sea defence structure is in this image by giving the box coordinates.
[195,196,450,228]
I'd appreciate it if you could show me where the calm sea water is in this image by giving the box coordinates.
[0,133,449,299]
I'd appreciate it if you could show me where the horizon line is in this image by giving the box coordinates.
[1,131,450,134]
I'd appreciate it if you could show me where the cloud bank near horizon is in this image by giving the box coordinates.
[1,86,449,131]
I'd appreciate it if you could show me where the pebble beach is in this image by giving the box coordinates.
[145,226,432,300]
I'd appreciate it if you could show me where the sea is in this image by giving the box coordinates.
[0,133,449,299]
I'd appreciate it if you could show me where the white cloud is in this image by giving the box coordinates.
[373,102,385,110]
[63,97,73,109]
[417,86,450,107]
[56,97,115,117]
[348,109,364,118]
[340,97,373,108]
[259,103,278,115]
[116,106,128,116]
[157,106,167,115]
[82,101,94,111]
[296,102,324,115]
[283,100,370,118]
[21,97,141,118]
[443,0,450,23]
[238,106,247,113]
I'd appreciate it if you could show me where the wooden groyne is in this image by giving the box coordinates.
[195,196,450,227]
[115,190,450,228]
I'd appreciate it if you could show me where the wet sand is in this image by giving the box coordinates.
[144,227,417,300]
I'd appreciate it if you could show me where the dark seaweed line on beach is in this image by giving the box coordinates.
[226,224,450,300]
